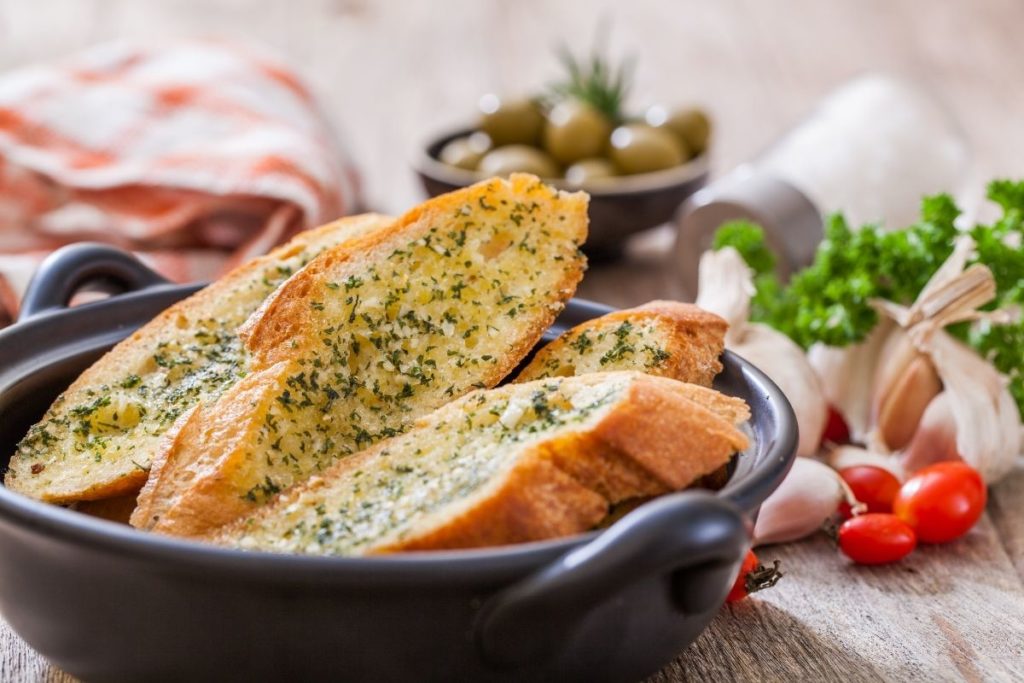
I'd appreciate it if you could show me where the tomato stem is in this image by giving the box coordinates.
[744,559,783,595]
[836,472,868,517]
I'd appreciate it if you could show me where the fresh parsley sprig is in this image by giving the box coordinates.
[713,180,1024,411]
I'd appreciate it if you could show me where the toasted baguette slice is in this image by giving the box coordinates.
[131,174,589,536]
[213,372,749,556]
[7,214,393,504]
[515,300,727,386]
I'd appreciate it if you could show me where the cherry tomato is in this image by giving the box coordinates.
[838,513,917,565]
[837,465,901,519]
[726,550,783,602]
[821,406,850,445]
[893,462,986,543]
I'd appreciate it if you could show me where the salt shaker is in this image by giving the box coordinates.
[676,74,969,295]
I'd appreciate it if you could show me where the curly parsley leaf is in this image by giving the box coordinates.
[712,220,776,277]
[711,221,789,326]
[712,179,1024,412]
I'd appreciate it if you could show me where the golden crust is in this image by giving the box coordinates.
[134,175,589,538]
[515,300,727,386]
[372,451,609,553]
[242,174,588,376]
[381,375,749,553]
[130,364,294,532]
[592,378,748,491]
[6,213,394,504]
[213,372,748,555]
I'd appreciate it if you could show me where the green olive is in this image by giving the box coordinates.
[477,95,544,146]
[608,124,685,175]
[478,145,560,178]
[565,158,617,185]
[439,132,492,170]
[645,105,711,156]
[543,100,612,165]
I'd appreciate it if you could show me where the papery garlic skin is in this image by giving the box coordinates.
[697,248,827,456]
[827,444,904,481]
[731,324,827,457]
[809,320,893,445]
[901,391,960,474]
[693,247,753,331]
[919,331,1021,482]
[753,457,842,546]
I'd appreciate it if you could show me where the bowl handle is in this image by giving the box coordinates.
[475,490,749,668]
[18,243,171,322]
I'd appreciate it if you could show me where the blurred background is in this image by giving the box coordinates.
[3,0,1020,212]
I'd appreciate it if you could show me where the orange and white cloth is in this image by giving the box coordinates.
[0,39,360,323]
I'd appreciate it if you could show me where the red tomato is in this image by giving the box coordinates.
[837,465,901,519]
[838,513,917,565]
[821,406,850,445]
[726,550,783,602]
[893,462,986,543]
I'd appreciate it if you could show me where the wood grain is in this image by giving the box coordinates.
[652,510,1024,683]
[0,0,1022,681]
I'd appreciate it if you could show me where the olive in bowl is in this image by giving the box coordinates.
[415,128,709,261]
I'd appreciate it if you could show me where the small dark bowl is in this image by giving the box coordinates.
[0,244,795,682]
[416,128,709,261]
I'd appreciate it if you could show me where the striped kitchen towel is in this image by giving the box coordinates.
[0,39,360,324]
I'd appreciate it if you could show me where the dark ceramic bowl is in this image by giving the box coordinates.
[415,128,709,261]
[0,244,796,683]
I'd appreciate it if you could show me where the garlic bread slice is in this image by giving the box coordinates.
[132,174,589,536]
[516,300,727,386]
[7,214,393,503]
[214,372,749,556]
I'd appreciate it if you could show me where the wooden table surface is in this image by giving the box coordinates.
[1,0,1023,680]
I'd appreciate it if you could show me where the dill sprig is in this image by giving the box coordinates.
[547,44,634,124]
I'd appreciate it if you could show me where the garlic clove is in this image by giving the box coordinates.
[753,457,844,546]
[875,354,942,451]
[871,329,920,420]
[901,391,960,474]
[809,320,894,444]
[734,325,827,456]
[826,444,904,481]
[921,331,1022,482]
[696,248,827,456]
[695,248,753,336]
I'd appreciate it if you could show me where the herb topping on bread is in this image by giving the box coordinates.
[215,372,749,556]
[516,300,726,386]
[7,214,393,503]
[132,174,589,536]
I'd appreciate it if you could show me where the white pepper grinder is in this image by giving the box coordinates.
[676,74,969,296]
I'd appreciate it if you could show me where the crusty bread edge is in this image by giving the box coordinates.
[240,174,589,382]
[363,374,748,553]
[213,373,748,554]
[6,213,395,503]
[515,300,726,386]
[136,176,589,537]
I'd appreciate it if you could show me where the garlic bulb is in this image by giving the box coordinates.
[816,237,1022,483]
[697,248,827,456]
[753,457,847,546]
[809,321,893,444]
